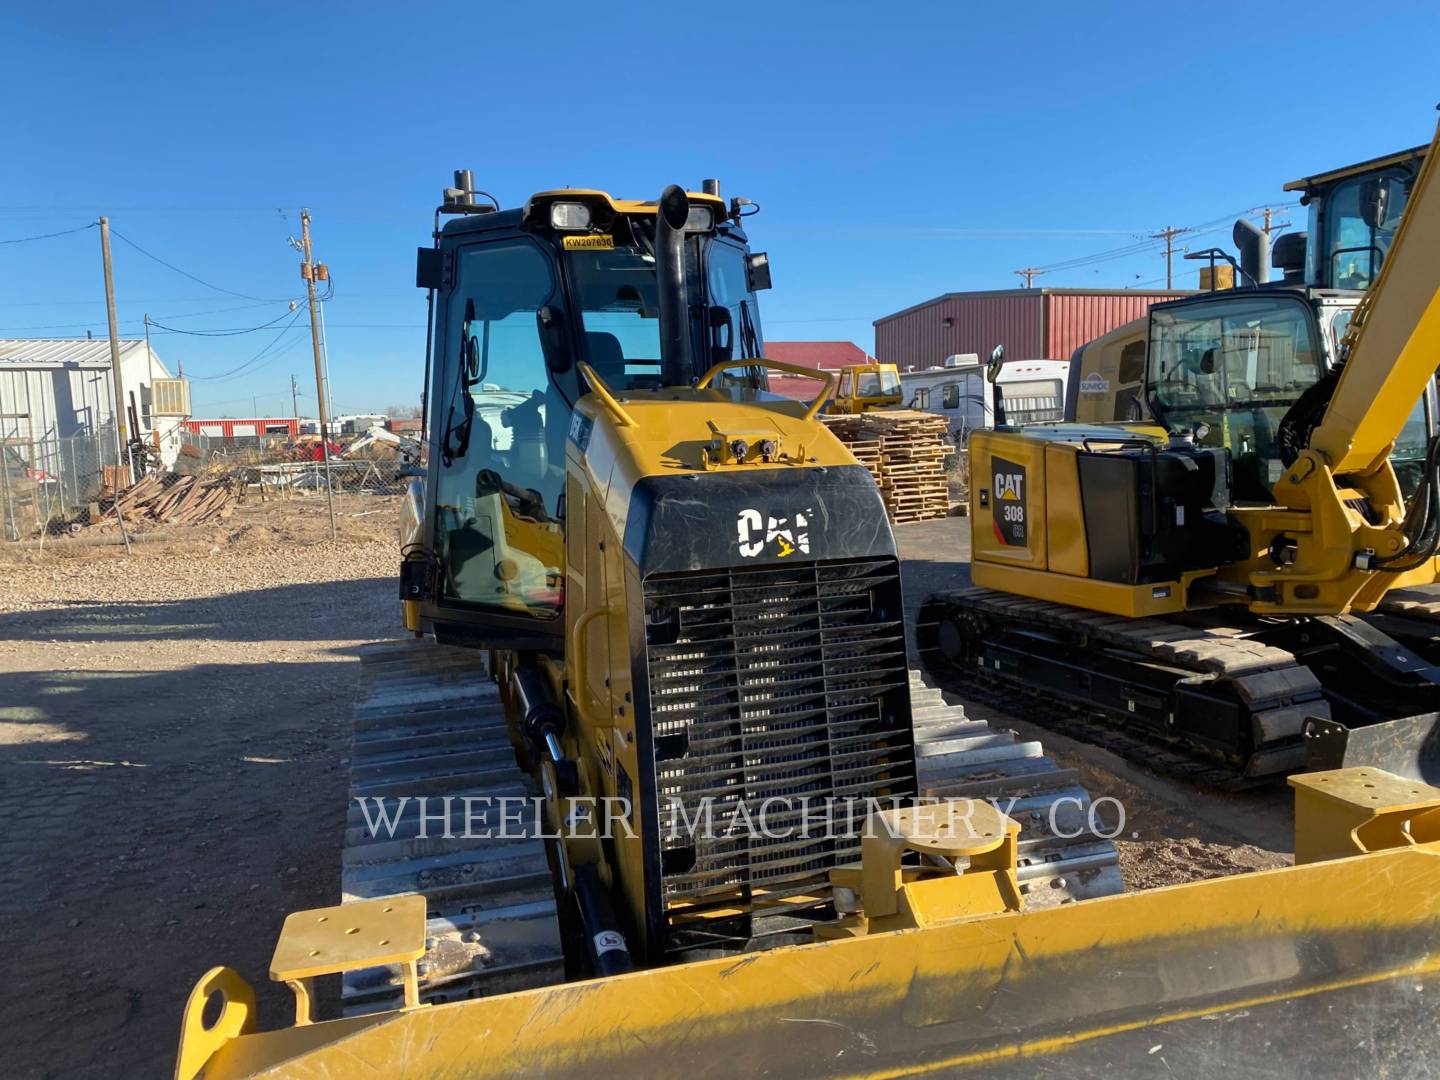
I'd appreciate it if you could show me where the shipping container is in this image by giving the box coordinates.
[874,289,1191,372]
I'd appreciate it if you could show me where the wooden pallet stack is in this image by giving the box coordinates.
[821,409,954,523]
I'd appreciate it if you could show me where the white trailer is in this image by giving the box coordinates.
[901,354,1069,439]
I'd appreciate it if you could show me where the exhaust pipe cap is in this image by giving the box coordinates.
[659,184,689,231]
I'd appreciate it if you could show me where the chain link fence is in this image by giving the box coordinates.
[1,431,122,541]
[1,428,418,541]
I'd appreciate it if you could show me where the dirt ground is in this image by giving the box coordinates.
[0,498,1293,1079]
[0,494,400,1079]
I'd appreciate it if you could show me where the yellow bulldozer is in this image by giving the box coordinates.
[831,360,903,413]
[176,131,1440,1077]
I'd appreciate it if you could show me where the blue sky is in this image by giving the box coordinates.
[2,1,1436,417]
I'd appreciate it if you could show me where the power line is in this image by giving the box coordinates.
[1030,201,1302,276]
[147,307,299,337]
[108,227,296,303]
[0,223,97,246]
[186,308,308,381]
[0,300,298,335]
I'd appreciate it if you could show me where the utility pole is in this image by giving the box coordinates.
[317,297,336,421]
[1151,226,1187,290]
[1263,207,1273,237]
[300,209,337,539]
[1014,267,1044,288]
[290,373,299,418]
[99,217,131,481]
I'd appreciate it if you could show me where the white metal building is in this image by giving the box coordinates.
[0,338,185,464]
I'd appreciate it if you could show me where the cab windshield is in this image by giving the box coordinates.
[570,245,664,390]
[857,369,900,397]
[1151,295,1323,500]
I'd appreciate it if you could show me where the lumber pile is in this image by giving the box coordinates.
[822,409,953,523]
[105,472,235,528]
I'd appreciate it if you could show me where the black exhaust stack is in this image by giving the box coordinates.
[1233,219,1271,287]
[656,185,694,387]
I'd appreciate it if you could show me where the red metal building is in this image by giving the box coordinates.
[873,288,1191,371]
[762,341,874,400]
[182,417,301,438]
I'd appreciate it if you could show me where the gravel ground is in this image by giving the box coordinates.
[0,499,1293,1078]
[0,497,399,1080]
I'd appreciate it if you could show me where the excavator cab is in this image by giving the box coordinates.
[1147,288,1436,503]
[409,183,774,646]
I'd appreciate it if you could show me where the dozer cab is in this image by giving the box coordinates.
[923,121,1440,787]
[177,159,1440,1079]
[832,361,903,413]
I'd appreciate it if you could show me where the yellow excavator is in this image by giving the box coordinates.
[175,151,1440,1077]
[922,122,1440,786]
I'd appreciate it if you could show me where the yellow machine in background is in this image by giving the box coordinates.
[831,360,903,412]
[924,120,1440,786]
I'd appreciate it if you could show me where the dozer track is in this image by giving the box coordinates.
[338,641,1121,1012]
[339,640,564,1013]
[919,584,1440,787]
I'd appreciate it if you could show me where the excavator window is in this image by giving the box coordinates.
[434,238,565,617]
[1152,294,1322,500]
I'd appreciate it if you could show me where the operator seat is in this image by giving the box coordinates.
[584,331,629,388]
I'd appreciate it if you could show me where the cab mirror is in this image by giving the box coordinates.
[746,252,772,291]
[985,344,1005,384]
[416,247,443,290]
[1360,178,1390,230]
[537,304,572,373]
[463,299,488,385]
[709,306,734,366]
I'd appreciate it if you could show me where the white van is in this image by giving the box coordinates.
[902,354,1069,439]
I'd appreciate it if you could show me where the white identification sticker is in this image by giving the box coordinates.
[593,930,627,955]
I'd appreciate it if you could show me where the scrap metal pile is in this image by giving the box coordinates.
[821,408,954,522]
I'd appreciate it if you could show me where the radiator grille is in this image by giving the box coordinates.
[641,556,915,944]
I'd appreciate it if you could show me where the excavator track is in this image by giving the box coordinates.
[338,640,1122,1012]
[918,586,1329,787]
[919,584,1440,788]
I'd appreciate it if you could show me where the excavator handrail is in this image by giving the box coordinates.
[576,362,637,428]
[696,356,836,423]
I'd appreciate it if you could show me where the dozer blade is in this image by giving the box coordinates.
[191,837,1440,1079]
[1305,712,1440,784]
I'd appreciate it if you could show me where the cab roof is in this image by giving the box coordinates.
[1284,145,1427,195]
[438,188,731,240]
